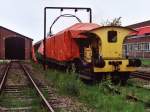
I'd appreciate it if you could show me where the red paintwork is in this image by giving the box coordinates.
[126,26,150,43]
[125,37,150,43]
[136,26,150,35]
[32,47,38,63]
[130,26,150,35]
[125,26,150,58]
[38,23,100,61]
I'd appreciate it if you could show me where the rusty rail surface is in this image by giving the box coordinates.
[0,61,11,93]
[0,61,55,112]
[131,71,150,80]
[20,63,55,112]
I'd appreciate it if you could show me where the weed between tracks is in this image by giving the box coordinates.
[46,71,145,112]
[0,87,47,112]
[123,80,150,103]
[31,62,145,112]
[0,60,9,64]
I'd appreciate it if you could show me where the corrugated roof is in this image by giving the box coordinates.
[130,26,150,36]
[127,20,150,29]
[50,23,101,37]
[135,26,150,35]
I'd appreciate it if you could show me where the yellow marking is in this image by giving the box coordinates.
[91,27,133,59]
[93,59,136,72]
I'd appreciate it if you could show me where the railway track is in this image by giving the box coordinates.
[105,84,150,108]
[131,71,150,80]
[130,71,150,90]
[0,61,55,112]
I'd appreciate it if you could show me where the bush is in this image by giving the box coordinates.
[64,80,80,96]
[45,70,81,96]
[141,59,150,66]
[32,63,145,112]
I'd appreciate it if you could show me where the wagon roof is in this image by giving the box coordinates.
[92,25,136,32]
[48,23,136,39]
[47,23,101,39]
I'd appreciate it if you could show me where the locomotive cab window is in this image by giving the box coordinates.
[108,31,117,42]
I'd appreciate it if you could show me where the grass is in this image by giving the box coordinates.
[31,62,145,112]
[123,80,150,103]
[0,87,48,112]
[141,59,150,66]
[0,60,9,64]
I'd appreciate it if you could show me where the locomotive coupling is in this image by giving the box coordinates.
[109,61,122,71]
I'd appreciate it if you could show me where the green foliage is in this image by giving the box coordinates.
[63,77,80,96]
[101,17,122,26]
[0,87,47,111]
[32,63,145,112]
[45,70,81,96]
[0,60,9,64]
[141,59,150,66]
[35,51,43,61]
[119,83,150,103]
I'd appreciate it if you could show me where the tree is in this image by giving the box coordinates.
[101,17,122,26]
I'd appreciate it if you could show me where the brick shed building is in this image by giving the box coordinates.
[0,26,33,60]
[124,20,150,58]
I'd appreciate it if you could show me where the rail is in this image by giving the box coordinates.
[105,84,150,107]
[0,61,55,112]
[0,61,11,93]
[20,63,55,112]
[131,71,150,80]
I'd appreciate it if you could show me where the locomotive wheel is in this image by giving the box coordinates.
[111,72,121,85]
[111,75,120,85]
[111,72,129,85]
[120,73,129,85]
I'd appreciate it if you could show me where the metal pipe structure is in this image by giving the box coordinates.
[43,7,92,70]
[49,14,82,36]
[44,8,46,70]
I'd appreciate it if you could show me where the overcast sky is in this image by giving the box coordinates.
[0,0,150,43]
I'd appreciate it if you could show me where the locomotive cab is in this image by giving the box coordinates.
[93,27,139,71]
[76,26,141,83]
[76,32,105,68]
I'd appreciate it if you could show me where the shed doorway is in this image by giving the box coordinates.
[5,37,25,60]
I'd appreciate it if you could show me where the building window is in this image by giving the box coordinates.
[125,42,150,52]
[133,43,138,51]
[108,31,117,42]
[137,43,141,51]
[128,44,133,51]
[135,42,150,51]
[143,43,149,51]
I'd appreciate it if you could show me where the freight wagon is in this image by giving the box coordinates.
[34,23,141,84]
